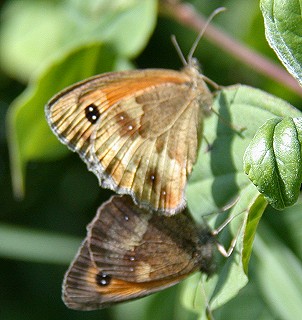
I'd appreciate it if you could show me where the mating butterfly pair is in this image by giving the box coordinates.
[46,37,217,309]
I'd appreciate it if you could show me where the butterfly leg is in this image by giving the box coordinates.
[213,211,245,257]
[211,107,246,135]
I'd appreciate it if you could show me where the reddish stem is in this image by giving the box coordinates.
[161,1,302,97]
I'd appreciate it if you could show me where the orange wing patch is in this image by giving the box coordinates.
[46,68,212,214]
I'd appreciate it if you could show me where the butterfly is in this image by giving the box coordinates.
[62,195,215,310]
[45,53,213,215]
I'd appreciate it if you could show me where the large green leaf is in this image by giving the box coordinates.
[187,85,302,218]
[182,184,266,318]
[0,0,157,81]
[254,222,302,320]
[5,0,157,198]
[7,44,121,198]
[260,0,302,85]
[185,84,301,317]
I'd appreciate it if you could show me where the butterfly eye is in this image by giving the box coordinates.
[96,272,111,286]
[85,104,100,124]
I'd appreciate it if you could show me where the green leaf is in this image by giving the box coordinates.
[187,85,302,218]
[0,0,157,81]
[0,223,81,264]
[254,222,302,320]
[7,43,121,198]
[211,281,276,320]
[243,117,302,210]
[5,0,157,198]
[0,1,70,82]
[242,193,267,273]
[185,84,301,317]
[182,184,266,317]
[260,0,302,84]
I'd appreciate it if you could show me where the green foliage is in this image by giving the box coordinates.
[186,84,302,313]
[1,0,302,319]
[0,223,81,264]
[4,0,156,198]
[260,0,302,85]
[253,218,302,319]
[244,117,302,209]
[188,85,301,217]
[0,0,156,81]
[7,43,120,198]
[244,0,302,211]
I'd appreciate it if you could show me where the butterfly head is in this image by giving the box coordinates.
[183,57,202,77]
[194,226,216,274]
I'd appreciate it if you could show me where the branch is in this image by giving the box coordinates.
[160,1,302,97]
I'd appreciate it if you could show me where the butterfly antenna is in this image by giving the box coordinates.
[187,7,226,63]
[171,35,187,66]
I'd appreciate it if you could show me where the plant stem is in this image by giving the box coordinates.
[160,1,302,97]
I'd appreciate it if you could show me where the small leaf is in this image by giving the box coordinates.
[260,0,302,85]
[243,117,302,210]
[242,193,267,273]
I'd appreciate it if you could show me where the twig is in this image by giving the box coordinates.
[160,1,302,97]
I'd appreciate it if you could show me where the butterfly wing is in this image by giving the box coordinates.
[62,239,100,310]
[62,238,190,310]
[46,69,211,214]
[88,195,214,282]
[62,195,214,310]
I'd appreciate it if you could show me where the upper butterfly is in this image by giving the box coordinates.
[45,59,213,215]
[45,61,213,214]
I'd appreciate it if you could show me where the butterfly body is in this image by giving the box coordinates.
[63,195,215,310]
[46,66,213,214]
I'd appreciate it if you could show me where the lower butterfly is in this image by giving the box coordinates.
[62,195,216,310]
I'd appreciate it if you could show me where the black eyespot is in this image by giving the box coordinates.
[96,271,111,286]
[148,171,157,183]
[85,104,100,124]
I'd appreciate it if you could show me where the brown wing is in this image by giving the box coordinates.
[46,69,209,214]
[62,195,214,310]
[88,195,214,282]
[62,239,189,310]
[63,239,101,310]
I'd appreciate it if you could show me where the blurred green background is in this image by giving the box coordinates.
[1,0,302,319]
